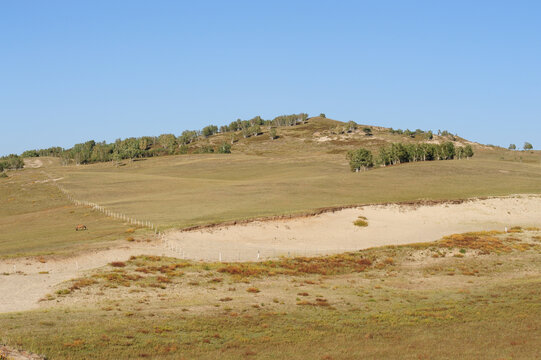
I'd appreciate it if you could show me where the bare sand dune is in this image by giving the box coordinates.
[1,195,540,314]
[165,195,541,262]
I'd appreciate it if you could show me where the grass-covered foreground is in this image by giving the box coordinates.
[2,229,540,359]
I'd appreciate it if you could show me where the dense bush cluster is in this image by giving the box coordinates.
[348,142,474,172]
[0,154,24,172]
[19,113,308,165]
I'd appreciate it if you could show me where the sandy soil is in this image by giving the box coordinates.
[0,244,182,314]
[23,158,43,168]
[1,195,540,314]
[165,195,541,262]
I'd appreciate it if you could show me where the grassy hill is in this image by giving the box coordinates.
[1,117,540,257]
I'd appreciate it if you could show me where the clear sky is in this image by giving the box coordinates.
[1,0,540,156]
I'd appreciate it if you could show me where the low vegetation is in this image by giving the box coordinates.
[2,229,540,359]
[353,216,368,227]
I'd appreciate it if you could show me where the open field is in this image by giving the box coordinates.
[1,228,540,359]
[48,146,541,232]
[0,167,145,258]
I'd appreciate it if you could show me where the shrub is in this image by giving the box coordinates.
[269,128,277,140]
[354,217,368,227]
[110,261,126,267]
[217,143,231,154]
[246,287,260,293]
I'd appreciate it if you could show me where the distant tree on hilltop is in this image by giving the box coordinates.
[508,144,516,150]
[524,142,533,150]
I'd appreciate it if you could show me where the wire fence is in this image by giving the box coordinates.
[40,170,334,263]
[41,170,164,237]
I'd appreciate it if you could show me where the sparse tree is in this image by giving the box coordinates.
[362,127,372,136]
[347,121,357,132]
[217,143,231,154]
[508,144,516,150]
[524,142,533,150]
[319,113,326,118]
[463,145,474,158]
[202,125,218,138]
[251,124,261,136]
[158,134,177,154]
[269,128,277,140]
[347,148,374,172]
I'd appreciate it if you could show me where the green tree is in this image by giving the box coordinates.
[202,125,218,138]
[524,142,533,150]
[269,128,277,140]
[508,144,516,150]
[347,148,374,172]
[441,141,456,160]
[217,143,231,154]
[158,134,177,154]
[362,127,372,136]
[347,121,357,132]
[0,154,24,170]
[251,124,261,136]
[319,113,326,118]
[463,145,474,158]
[21,150,39,158]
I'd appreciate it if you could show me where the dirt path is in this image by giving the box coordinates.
[0,243,181,314]
[1,195,540,314]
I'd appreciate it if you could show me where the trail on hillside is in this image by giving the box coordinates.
[0,195,540,314]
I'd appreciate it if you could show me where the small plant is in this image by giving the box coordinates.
[354,216,368,227]
[246,287,260,293]
[110,261,126,267]
[126,236,135,242]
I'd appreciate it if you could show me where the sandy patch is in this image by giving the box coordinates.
[0,244,183,314]
[164,195,541,262]
[23,158,43,168]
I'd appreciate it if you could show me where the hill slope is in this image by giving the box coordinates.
[1,118,540,257]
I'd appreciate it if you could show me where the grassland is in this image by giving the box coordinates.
[1,118,540,257]
[2,229,540,359]
[0,167,142,257]
[47,124,541,230]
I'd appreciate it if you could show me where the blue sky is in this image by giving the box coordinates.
[1,0,540,155]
